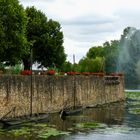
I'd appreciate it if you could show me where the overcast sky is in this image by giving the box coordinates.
[20,0,140,63]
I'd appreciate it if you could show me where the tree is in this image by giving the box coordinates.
[78,57,104,72]
[35,19,66,69]
[103,40,119,73]
[0,0,27,65]
[86,46,104,59]
[61,61,72,72]
[24,6,66,69]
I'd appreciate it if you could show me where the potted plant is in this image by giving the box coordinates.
[21,70,32,75]
[47,69,55,75]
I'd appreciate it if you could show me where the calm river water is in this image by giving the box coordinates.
[0,92,140,140]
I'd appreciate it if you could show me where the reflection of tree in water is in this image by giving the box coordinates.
[82,102,125,125]
[48,102,125,131]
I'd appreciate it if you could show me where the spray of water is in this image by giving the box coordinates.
[135,60,140,89]
[117,27,136,71]
[117,27,140,89]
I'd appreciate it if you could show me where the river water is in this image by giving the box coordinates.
[0,92,140,140]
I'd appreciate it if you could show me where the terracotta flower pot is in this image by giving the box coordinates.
[47,70,55,75]
[21,70,32,75]
[67,72,76,75]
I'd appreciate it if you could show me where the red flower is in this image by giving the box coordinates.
[67,72,76,75]
[21,70,32,75]
[47,70,55,75]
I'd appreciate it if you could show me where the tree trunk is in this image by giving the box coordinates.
[22,58,31,70]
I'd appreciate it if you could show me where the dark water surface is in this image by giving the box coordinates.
[0,92,140,140]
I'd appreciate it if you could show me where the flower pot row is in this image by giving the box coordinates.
[66,72,104,76]
[20,70,32,75]
[109,73,123,76]
[20,70,122,77]
[41,70,56,75]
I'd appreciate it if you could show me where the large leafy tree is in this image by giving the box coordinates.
[86,40,119,73]
[103,40,119,73]
[24,6,66,69]
[87,46,104,59]
[0,0,27,65]
[78,57,104,72]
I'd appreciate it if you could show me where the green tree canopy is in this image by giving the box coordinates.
[86,40,119,73]
[24,6,66,69]
[0,0,28,65]
[61,61,72,72]
[86,46,104,59]
[78,57,104,72]
[103,40,119,73]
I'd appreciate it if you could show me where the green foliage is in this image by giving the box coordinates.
[78,57,104,72]
[10,64,23,74]
[103,40,119,73]
[0,2,66,70]
[87,46,104,59]
[0,0,28,65]
[71,63,80,72]
[24,6,66,69]
[61,61,72,72]
[85,40,119,73]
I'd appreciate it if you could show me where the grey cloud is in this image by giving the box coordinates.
[116,9,140,17]
[59,13,118,45]
[61,14,116,26]
[114,9,140,28]
[62,21,117,45]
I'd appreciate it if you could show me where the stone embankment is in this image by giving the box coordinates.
[0,75,124,118]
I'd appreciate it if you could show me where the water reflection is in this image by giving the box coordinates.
[47,100,140,140]
[48,102,125,131]
[82,102,124,125]
[0,98,140,140]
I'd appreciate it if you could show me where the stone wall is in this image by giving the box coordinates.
[0,75,125,118]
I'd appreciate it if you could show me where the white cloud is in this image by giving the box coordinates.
[20,0,140,62]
